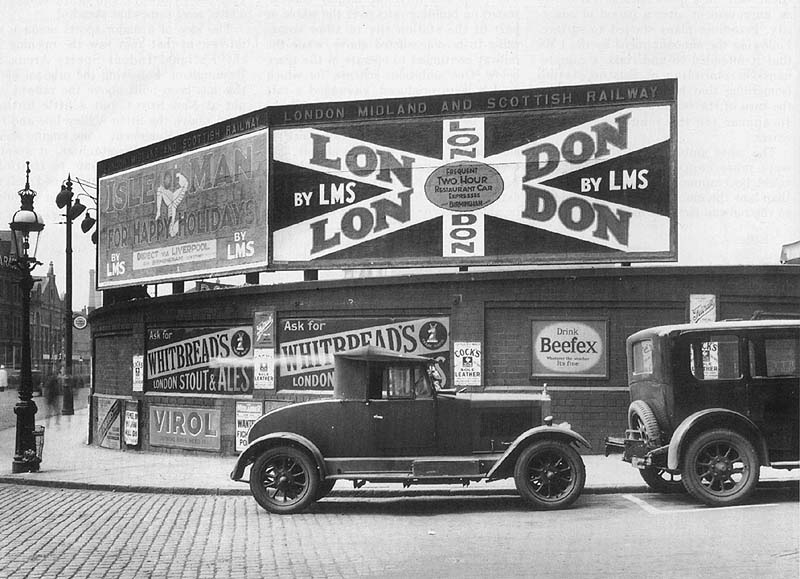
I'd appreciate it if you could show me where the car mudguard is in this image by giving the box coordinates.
[486,425,591,481]
[667,409,768,471]
[230,432,326,481]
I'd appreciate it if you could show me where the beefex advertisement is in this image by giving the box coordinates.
[97,129,268,288]
[531,320,608,379]
[145,326,254,395]
[278,317,450,390]
[270,78,676,269]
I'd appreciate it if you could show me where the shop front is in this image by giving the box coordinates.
[88,265,800,455]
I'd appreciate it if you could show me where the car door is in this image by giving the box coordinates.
[678,332,748,421]
[369,364,436,455]
[745,330,800,460]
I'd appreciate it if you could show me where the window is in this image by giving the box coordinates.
[690,334,740,380]
[381,365,432,399]
[382,366,413,399]
[749,336,799,378]
[632,339,653,376]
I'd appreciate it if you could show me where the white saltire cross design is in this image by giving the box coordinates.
[273,105,671,262]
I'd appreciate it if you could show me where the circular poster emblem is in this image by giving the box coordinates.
[424,161,504,212]
[419,321,448,351]
[230,330,252,357]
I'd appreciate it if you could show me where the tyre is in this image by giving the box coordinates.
[628,400,662,447]
[681,428,759,507]
[638,466,683,493]
[316,479,336,500]
[249,445,320,514]
[514,440,586,510]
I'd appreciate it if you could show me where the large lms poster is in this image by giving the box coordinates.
[97,129,268,288]
[270,79,676,268]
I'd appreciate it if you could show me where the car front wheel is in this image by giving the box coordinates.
[514,440,586,510]
[249,445,320,514]
[681,429,759,507]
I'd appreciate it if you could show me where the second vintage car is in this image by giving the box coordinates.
[606,318,799,506]
[232,346,590,514]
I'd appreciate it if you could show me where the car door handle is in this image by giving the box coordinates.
[373,414,384,420]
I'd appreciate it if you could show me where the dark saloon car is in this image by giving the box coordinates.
[606,319,799,506]
[232,346,589,514]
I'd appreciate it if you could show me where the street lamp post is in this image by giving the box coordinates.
[10,162,45,474]
[55,175,84,416]
[54,176,96,415]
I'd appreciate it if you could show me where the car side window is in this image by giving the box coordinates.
[749,336,799,378]
[382,366,413,399]
[413,366,433,398]
[689,334,741,380]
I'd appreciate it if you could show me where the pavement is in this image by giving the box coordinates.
[0,406,797,497]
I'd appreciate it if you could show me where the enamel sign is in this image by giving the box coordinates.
[270,79,676,269]
[532,320,608,378]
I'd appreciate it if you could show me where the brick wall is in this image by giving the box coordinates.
[89,266,800,454]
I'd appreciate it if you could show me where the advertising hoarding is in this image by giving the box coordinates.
[453,341,482,387]
[95,397,122,449]
[149,405,221,451]
[531,319,608,379]
[277,316,450,391]
[235,401,264,452]
[145,326,254,395]
[270,79,676,269]
[97,129,269,288]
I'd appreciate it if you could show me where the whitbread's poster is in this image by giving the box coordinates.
[278,316,450,391]
[145,326,254,395]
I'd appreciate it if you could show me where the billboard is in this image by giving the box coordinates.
[531,319,609,379]
[277,316,450,391]
[145,326,254,395]
[270,79,676,269]
[97,126,268,288]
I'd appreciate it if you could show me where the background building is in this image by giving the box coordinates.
[1,230,90,388]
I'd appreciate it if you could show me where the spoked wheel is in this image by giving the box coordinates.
[514,440,586,510]
[249,446,319,514]
[682,429,759,507]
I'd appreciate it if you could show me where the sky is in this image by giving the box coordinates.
[1,1,798,309]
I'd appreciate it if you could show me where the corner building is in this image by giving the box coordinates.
[88,265,799,455]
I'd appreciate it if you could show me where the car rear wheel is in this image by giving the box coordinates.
[514,440,586,510]
[681,428,759,507]
[249,445,320,514]
[638,466,683,493]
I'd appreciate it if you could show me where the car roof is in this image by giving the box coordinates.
[628,319,800,343]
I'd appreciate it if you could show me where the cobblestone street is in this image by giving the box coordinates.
[1,483,797,578]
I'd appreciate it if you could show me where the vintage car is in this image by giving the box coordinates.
[232,346,589,514]
[606,319,799,506]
